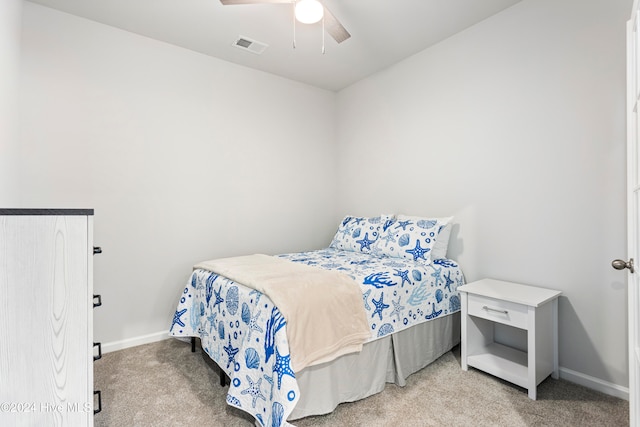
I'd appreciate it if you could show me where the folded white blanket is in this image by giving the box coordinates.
[194,254,370,372]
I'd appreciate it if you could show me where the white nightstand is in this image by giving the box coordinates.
[458,278,561,400]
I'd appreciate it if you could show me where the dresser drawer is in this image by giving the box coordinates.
[467,294,528,329]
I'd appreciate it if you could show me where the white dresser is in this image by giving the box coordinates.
[0,209,96,426]
[459,278,561,400]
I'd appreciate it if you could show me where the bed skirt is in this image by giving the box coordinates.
[289,312,461,421]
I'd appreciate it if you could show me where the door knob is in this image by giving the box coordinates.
[612,258,635,273]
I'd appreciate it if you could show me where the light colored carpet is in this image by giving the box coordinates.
[94,338,628,426]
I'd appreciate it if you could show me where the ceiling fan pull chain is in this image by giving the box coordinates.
[292,1,297,49]
[322,11,325,54]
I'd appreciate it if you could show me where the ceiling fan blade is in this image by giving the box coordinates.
[323,6,350,44]
[220,0,291,5]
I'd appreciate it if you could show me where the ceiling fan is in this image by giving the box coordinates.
[219,0,351,44]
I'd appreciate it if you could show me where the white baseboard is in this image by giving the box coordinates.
[101,330,171,354]
[559,366,629,401]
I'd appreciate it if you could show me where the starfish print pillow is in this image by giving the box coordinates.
[374,215,452,263]
[329,214,394,253]
[396,214,454,260]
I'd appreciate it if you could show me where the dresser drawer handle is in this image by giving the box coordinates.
[93,342,102,361]
[94,390,102,414]
[482,305,508,315]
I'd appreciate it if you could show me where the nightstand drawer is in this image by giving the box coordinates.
[467,294,528,329]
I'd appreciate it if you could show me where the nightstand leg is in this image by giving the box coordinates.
[551,299,559,379]
[528,306,537,400]
[461,292,468,370]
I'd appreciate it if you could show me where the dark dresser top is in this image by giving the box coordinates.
[0,209,94,216]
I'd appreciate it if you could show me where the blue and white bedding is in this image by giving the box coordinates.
[170,248,464,427]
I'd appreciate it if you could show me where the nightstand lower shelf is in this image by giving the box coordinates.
[467,342,528,389]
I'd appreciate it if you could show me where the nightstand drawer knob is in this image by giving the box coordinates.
[482,305,508,315]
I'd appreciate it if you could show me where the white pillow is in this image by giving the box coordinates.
[329,215,393,253]
[432,222,453,259]
[375,215,453,263]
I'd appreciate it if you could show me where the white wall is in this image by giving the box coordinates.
[337,0,631,389]
[0,0,22,199]
[15,2,338,346]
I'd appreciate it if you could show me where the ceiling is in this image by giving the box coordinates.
[26,0,522,92]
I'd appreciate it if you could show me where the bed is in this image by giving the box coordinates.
[170,214,464,427]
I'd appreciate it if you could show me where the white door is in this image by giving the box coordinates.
[623,2,640,425]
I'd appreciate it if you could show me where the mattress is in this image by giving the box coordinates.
[170,248,464,427]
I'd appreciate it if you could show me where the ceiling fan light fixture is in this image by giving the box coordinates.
[295,0,324,24]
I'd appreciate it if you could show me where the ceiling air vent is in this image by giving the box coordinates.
[232,36,268,55]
